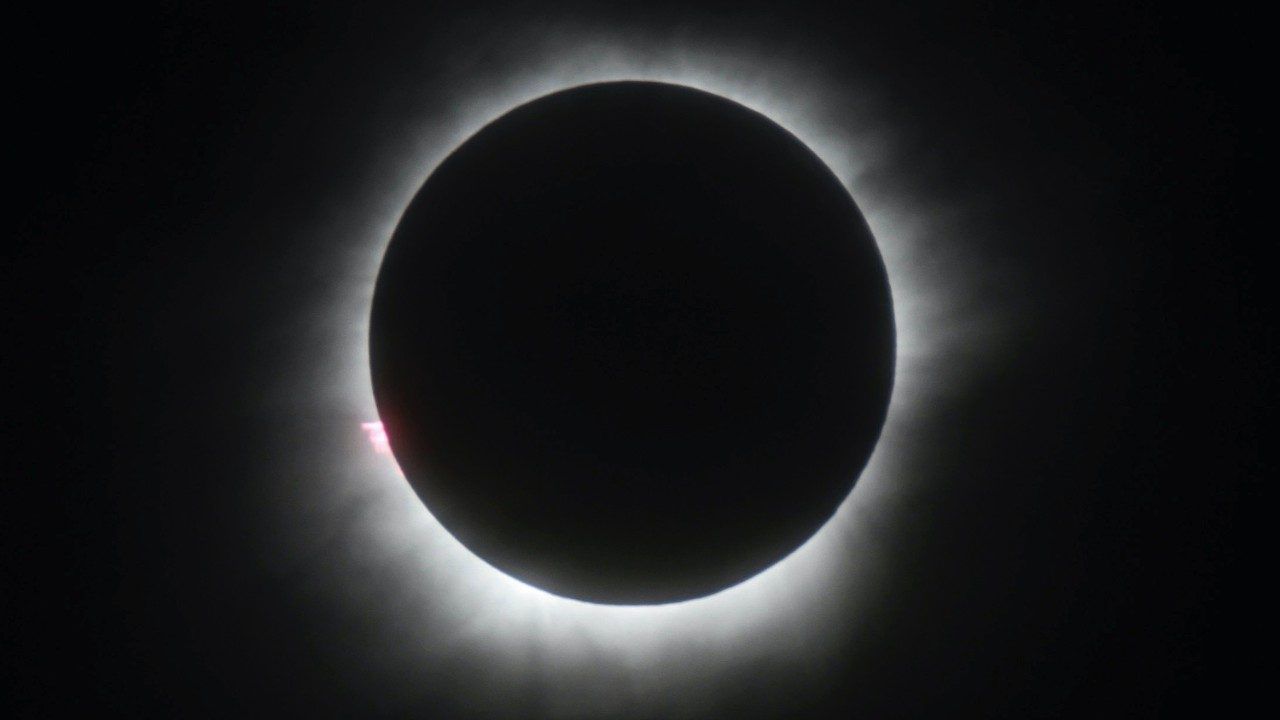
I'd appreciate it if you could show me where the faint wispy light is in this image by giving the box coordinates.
[263,20,1006,720]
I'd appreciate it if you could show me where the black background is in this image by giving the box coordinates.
[10,2,1264,717]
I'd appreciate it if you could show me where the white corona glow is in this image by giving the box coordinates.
[266,23,1001,720]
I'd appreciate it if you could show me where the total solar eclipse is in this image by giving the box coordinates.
[370,81,895,604]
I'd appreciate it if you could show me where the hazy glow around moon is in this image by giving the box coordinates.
[263,24,1005,719]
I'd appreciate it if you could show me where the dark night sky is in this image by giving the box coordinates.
[10,2,1264,717]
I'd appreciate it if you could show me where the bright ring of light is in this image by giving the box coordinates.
[266,26,995,719]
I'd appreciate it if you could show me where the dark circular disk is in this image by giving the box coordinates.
[370,81,894,604]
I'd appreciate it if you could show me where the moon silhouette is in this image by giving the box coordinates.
[370,81,894,604]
